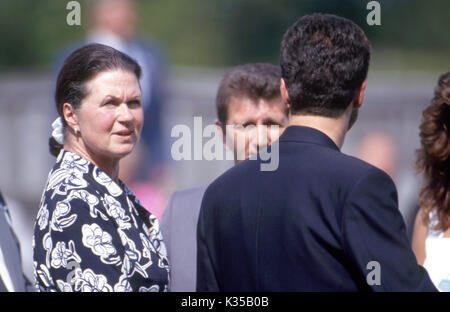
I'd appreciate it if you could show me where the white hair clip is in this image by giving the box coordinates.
[51,117,64,145]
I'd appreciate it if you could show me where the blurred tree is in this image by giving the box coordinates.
[0,1,41,68]
[380,0,450,50]
[0,1,84,70]
[0,0,448,70]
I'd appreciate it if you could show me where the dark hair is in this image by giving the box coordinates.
[416,71,450,231]
[216,63,283,124]
[49,43,141,157]
[280,13,370,117]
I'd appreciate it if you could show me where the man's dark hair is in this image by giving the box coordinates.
[216,63,283,124]
[280,13,370,117]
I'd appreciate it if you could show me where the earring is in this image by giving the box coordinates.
[74,128,78,135]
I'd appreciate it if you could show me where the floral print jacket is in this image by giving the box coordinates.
[33,150,170,292]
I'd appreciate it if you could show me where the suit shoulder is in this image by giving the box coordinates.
[168,186,207,210]
[333,155,399,211]
[171,186,207,200]
[330,151,395,185]
[201,165,244,208]
[162,186,207,226]
[204,159,256,193]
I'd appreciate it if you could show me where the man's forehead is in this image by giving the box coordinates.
[228,96,283,112]
[226,96,286,122]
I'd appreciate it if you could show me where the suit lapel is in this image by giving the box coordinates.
[0,278,7,292]
[0,194,25,292]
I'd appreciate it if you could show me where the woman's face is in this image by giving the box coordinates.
[75,69,143,161]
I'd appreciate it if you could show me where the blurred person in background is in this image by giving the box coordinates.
[34,44,169,292]
[0,191,33,292]
[354,131,422,240]
[354,131,398,180]
[160,63,288,291]
[412,71,450,292]
[118,142,167,220]
[55,0,168,182]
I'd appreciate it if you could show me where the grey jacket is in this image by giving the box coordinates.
[160,186,207,292]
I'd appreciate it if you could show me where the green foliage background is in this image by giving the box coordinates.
[0,0,448,71]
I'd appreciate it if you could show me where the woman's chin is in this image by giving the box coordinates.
[112,144,136,159]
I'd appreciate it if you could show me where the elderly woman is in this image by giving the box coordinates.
[33,44,169,292]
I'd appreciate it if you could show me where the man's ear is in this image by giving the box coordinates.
[280,78,291,109]
[215,119,229,150]
[354,80,367,109]
[63,102,79,131]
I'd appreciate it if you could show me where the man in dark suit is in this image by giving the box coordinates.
[0,192,33,292]
[197,13,437,291]
[161,63,288,291]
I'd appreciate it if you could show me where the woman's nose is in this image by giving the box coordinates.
[117,103,133,122]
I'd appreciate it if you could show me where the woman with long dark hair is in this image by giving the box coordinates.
[412,71,450,291]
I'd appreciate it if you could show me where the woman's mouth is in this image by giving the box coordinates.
[114,129,134,136]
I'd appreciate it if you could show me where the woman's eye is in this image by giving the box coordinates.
[128,100,141,107]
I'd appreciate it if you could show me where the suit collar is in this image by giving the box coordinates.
[279,126,340,151]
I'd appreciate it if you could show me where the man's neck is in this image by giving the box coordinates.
[288,111,351,149]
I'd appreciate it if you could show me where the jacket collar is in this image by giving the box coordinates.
[55,149,127,199]
[279,126,340,151]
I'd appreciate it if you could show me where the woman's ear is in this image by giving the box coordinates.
[62,102,79,131]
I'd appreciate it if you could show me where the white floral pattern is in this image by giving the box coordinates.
[46,153,89,199]
[35,263,55,289]
[50,200,77,232]
[68,190,106,220]
[37,204,49,231]
[50,240,81,269]
[33,150,169,292]
[82,223,120,265]
[73,268,113,292]
[102,194,132,230]
[114,274,133,292]
[139,285,160,292]
[56,279,73,292]
[93,167,123,197]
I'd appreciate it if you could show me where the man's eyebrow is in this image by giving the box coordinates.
[262,117,283,124]
[231,118,256,125]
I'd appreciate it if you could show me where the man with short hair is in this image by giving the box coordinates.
[197,14,437,291]
[161,63,288,291]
